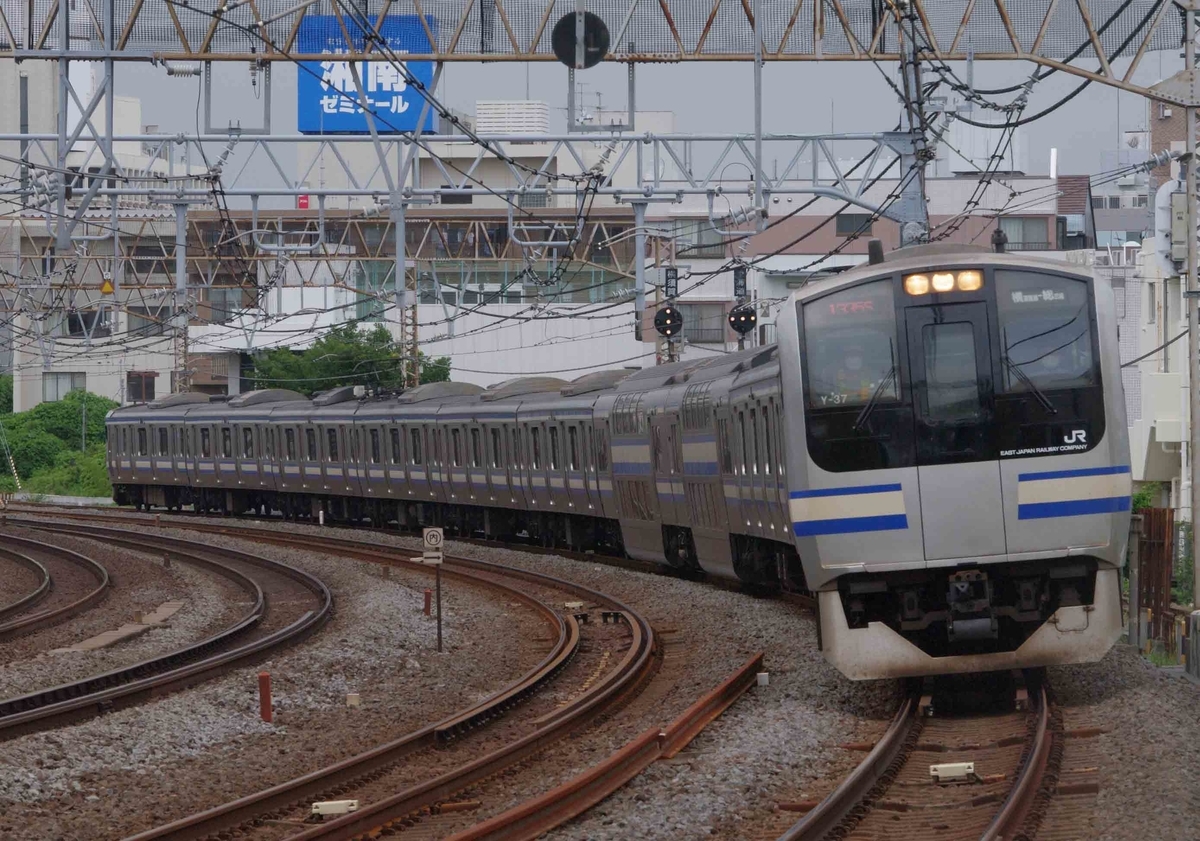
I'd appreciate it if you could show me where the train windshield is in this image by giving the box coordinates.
[996,271,1095,392]
[803,280,899,409]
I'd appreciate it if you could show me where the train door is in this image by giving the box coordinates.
[905,303,1006,560]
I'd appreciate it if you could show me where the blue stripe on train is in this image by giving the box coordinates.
[1017,496,1131,520]
[793,513,909,536]
[1018,465,1131,482]
[790,483,902,499]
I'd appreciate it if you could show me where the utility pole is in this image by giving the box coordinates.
[1188,4,1200,609]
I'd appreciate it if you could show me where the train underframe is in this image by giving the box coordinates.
[114,482,806,590]
[823,558,1122,678]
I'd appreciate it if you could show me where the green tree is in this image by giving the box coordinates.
[252,324,451,395]
[0,374,13,415]
[28,390,118,450]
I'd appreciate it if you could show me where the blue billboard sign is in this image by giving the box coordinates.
[296,15,436,134]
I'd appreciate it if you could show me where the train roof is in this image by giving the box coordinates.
[798,243,1093,299]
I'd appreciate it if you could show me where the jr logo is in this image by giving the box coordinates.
[1063,430,1087,445]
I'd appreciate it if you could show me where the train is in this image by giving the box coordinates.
[107,242,1131,680]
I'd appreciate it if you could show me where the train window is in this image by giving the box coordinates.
[470,428,481,467]
[137,428,147,456]
[264,428,274,459]
[390,428,402,464]
[511,428,522,467]
[285,429,297,461]
[370,429,381,463]
[775,403,786,476]
[531,427,542,469]
[410,428,423,465]
[922,322,981,422]
[201,428,212,458]
[717,419,733,474]
[327,428,339,461]
[802,279,898,408]
[750,408,760,474]
[349,428,359,461]
[595,428,609,471]
[242,428,254,458]
[158,428,169,456]
[450,428,462,467]
[549,426,560,470]
[737,411,747,475]
[221,427,232,458]
[568,427,579,471]
[491,428,502,468]
[762,407,773,475]
[995,271,1096,392]
[306,429,317,461]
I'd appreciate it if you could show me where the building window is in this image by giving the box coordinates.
[1133,194,1149,208]
[1107,195,1121,209]
[42,371,85,402]
[519,191,549,209]
[67,309,112,338]
[998,217,1050,249]
[126,371,157,403]
[207,287,243,325]
[1091,196,1105,210]
[127,305,173,336]
[1148,282,1157,324]
[835,213,874,237]
[673,219,726,258]
[677,302,727,343]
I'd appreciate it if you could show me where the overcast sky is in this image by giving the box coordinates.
[111,48,1183,185]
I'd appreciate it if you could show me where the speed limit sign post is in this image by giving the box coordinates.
[423,528,444,652]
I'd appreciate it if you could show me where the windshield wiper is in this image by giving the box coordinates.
[1003,356,1058,415]
[852,365,897,432]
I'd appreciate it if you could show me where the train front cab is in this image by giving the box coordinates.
[779,251,1130,679]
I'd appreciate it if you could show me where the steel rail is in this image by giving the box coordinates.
[124,585,578,841]
[0,547,52,623]
[980,684,1053,841]
[0,533,111,641]
[132,527,658,841]
[0,521,330,739]
[449,652,765,841]
[9,503,820,611]
[777,688,922,841]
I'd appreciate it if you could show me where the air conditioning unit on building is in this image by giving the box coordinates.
[1160,102,1174,119]
[1117,175,1137,188]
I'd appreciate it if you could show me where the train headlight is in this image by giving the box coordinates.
[956,270,983,291]
[903,274,930,295]
[931,272,956,292]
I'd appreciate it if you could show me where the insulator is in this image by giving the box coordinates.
[165,63,201,78]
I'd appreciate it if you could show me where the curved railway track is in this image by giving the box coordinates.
[0,533,111,643]
[776,676,1057,841]
[8,502,818,611]
[123,537,657,841]
[5,507,765,841]
[0,521,332,740]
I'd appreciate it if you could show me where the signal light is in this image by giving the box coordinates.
[728,304,757,336]
[654,305,683,338]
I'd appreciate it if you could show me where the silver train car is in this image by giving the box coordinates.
[107,243,1131,680]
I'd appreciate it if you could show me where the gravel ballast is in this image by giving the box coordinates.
[1044,644,1200,841]
[0,524,548,840]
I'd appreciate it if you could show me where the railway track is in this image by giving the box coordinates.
[0,521,332,740]
[772,675,1057,841]
[9,506,765,841]
[0,532,111,644]
[7,502,818,611]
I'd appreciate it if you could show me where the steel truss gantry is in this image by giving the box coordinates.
[0,0,1187,391]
